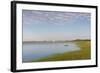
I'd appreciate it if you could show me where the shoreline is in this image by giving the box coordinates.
[32,40,91,62]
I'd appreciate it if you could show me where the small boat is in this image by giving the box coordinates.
[64,45,68,46]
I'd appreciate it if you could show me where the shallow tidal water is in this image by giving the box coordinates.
[22,42,80,62]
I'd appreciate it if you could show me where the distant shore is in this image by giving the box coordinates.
[23,39,90,43]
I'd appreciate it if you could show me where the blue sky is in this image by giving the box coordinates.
[22,10,91,41]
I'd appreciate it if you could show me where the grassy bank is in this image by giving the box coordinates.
[33,40,91,62]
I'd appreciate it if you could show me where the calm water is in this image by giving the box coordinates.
[22,42,80,62]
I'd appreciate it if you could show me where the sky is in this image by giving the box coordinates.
[22,10,91,41]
